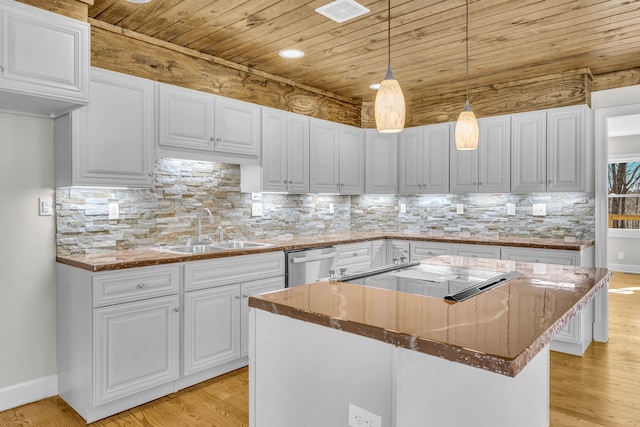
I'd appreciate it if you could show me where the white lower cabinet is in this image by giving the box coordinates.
[451,243,501,259]
[57,252,284,423]
[180,252,285,388]
[57,263,181,423]
[500,245,595,355]
[387,240,410,264]
[409,241,451,261]
[93,295,180,406]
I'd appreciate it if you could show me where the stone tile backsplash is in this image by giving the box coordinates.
[55,158,595,255]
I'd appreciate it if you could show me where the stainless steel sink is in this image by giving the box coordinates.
[215,241,272,249]
[159,241,271,254]
[162,244,226,254]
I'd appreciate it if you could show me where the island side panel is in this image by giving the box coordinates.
[395,345,550,427]
[250,309,394,427]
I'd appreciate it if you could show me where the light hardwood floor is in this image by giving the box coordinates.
[1,272,638,426]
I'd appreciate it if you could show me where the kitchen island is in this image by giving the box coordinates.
[248,256,612,427]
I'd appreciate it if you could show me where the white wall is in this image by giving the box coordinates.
[0,113,57,406]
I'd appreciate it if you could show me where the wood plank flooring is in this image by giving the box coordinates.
[1,272,638,426]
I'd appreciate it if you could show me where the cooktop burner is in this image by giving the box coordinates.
[337,262,522,302]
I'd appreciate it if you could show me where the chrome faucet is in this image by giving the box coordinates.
[218,225,224,243]
[196,208,214,243]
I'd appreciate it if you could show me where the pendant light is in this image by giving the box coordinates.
[455,0,478,150]
[374,0,405,133]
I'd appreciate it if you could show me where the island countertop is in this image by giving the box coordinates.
[248,255,612,377]
[56,231,594,272]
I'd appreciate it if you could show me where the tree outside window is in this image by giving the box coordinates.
[608,160,640,229]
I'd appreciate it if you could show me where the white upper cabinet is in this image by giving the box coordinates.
[54,67,155,188]
[399,123,450,194]
[242,107,310,193]
[156,83,261,165]
[547,105,590,192]
[450,116,510,193]
[511,105,591,193]
[511,110,547,193]
[0,0,89,117]
[365,130,398,194]
[310,118,364,194]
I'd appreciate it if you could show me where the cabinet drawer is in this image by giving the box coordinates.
[185,251,285,291]
[500,247,578,266]
[409,242,451,261]
[451,244,501,260]
[335,242,372,272]
[93,265,180,307]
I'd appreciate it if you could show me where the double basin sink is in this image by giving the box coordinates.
[161,241,272,254]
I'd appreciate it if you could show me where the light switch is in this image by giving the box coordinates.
[507,203,516,216]
[400,203,406,214]
[329,203,334,214]
[456,204,464,214]
[39,197,53,216]
[108,200,119,221]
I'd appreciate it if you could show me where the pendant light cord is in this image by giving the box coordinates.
[387,0,391,68]
[465,0,469,103]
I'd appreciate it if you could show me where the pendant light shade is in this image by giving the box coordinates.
[374,0,405,133]
[455,0,478,150]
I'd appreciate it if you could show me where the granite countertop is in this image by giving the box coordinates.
[249,255,612,377]
[56,231,594,272]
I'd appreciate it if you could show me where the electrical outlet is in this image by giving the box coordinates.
[400,203,406,214]
[108,200,119,220]
[251,203,263,217]
[618,252,624,260]
[329,203,334,214]
[39,197,53,216]
[348,403,381,427]
[532,204,546,216]
[456,204,464,214]
[507,203,516,216]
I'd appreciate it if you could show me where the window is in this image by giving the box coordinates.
[608,160,640,229]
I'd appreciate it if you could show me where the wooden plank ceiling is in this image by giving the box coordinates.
[89,0,640,107]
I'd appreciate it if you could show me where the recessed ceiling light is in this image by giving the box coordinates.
[279,49,305,59]
[127,0,151,3]
[369,83,381,90]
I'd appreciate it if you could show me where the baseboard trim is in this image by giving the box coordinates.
[608,263,640,274]
[0,375,57,412]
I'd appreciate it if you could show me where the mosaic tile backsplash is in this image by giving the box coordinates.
[56,158,595,255]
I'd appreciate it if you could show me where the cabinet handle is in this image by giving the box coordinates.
[0,66,3,72]
[173,307,179,312]
[137,283,144,289]
[235,295,241,300]
[148,172,154,176]
[242,294,249,298]
[539,180,544,184]
[216,137,222,142]
[548,179,552,184]
[353,252,358,256]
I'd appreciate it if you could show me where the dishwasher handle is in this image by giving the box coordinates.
[290,253,337,264]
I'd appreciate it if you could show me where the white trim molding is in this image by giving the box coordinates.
[0,375,57,412]
[608,263,640,274]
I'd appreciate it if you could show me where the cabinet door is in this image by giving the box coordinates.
[500,247,578,265]
[335,242,373,273]
[423,123,450,194]
[450,133,479,194]
[287,113,310,193]
[365,130,398,194]
[511,111,546,193]
[93,295,179,405]
[371,240,388,267]
[261,108,288,192]
[399,127,423,194]
[310,119,340,192]
[73,68,155,187]
[157,83,216,151]
[478,115,510,193]
[547,105,586,192]
[183,285,241,376]
[0,2,88,105]
[387,240,410,263]
[214,96,261,157]
[240,277,284,357]
[339,125,365,194]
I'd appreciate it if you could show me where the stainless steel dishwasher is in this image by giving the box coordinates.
[285,247,338,287]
